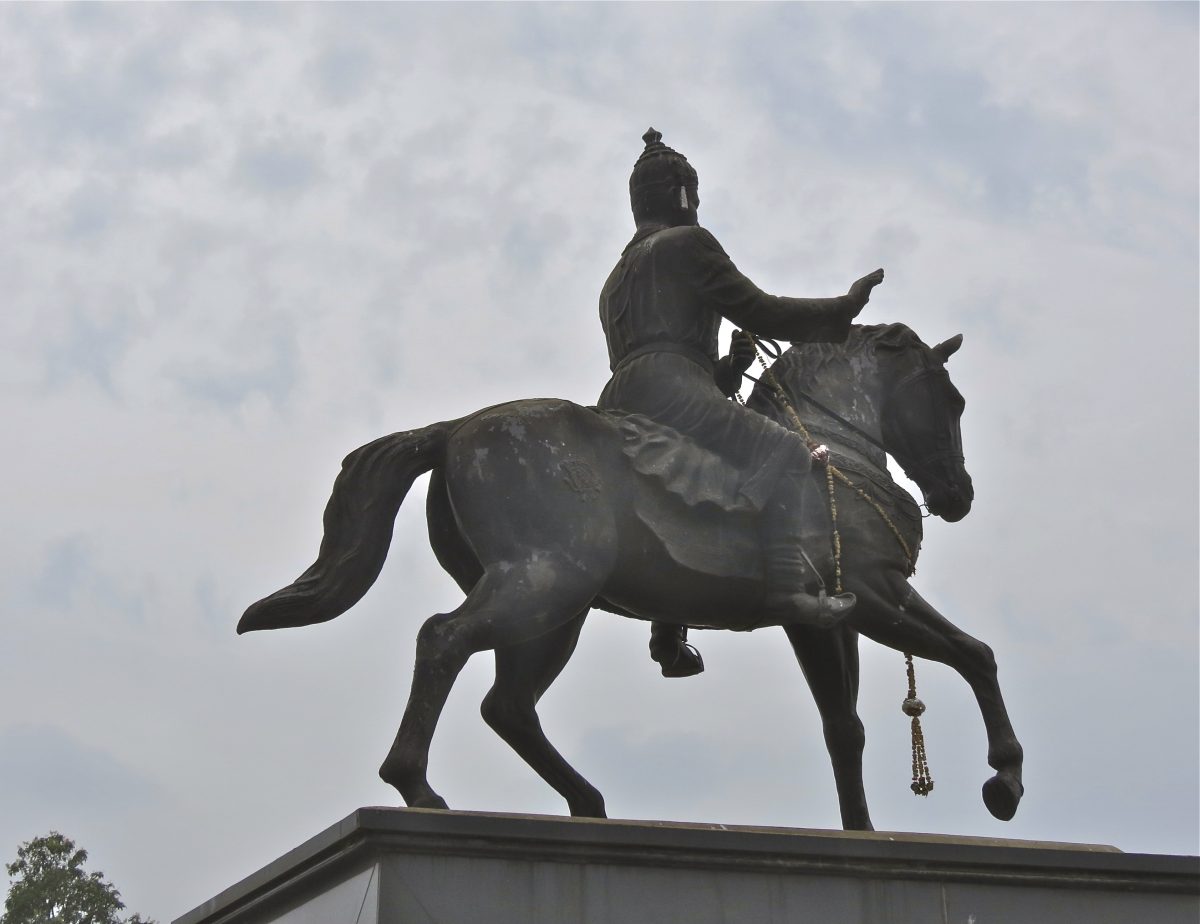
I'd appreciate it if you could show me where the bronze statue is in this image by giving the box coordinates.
[239,130,1024,830]
[598,129,882,677]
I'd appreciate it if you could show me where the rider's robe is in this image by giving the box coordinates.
[598,223,857,512]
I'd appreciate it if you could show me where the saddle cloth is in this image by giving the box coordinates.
[596,409,921,582]
[604,409,758,515]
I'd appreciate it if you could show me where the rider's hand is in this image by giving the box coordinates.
[715,330,757,398]
[728,330,755,377]
[847,268,885,317]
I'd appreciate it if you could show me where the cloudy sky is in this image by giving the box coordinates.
[1,3,1196,919]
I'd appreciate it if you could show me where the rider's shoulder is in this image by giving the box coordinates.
[656,224,728,255]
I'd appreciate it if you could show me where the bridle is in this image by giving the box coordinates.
[881,365,966,488]
[748,337,965,489]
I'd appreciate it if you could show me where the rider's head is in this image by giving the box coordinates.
[629,128,698,229]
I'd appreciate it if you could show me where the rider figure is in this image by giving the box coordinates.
[597,128,884,677]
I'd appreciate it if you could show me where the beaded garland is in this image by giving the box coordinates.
[736,333,934,799]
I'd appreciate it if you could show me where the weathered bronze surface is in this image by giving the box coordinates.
[599,128,883,675]
[239,130,1023,830]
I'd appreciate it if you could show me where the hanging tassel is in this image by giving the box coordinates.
[903,653,934,796]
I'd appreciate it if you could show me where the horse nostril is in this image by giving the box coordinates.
[941,505,968,523]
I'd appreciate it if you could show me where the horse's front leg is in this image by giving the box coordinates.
[857,582,1024,821]
[784,622,873,830]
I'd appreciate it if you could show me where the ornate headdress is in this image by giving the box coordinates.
[629,127,697,195]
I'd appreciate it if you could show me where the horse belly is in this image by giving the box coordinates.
[601,560,762,629]
[602,505,765,629]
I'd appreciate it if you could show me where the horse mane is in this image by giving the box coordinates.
[782,323,920,390]
[748,322,921,410]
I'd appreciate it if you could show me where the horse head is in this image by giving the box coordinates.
[875,327,973,522]
[752,323,973,523]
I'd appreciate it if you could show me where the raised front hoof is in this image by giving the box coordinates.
[982,773,1023,821]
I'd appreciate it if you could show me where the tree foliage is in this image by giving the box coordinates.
[2,832,153,924]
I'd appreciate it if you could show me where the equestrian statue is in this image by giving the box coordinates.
[239,129,1024,830]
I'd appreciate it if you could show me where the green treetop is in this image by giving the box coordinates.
[2,832,154,924]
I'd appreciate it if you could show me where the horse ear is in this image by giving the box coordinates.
[931,334,963,363]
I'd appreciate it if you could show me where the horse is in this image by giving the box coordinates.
[239,322,1024,830]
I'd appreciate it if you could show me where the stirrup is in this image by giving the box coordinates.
[657,641,705,678]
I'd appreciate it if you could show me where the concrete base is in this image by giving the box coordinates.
[176,808,1199,924]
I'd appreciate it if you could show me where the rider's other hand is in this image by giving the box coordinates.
[848,268,885,316]
[729,330,755,375]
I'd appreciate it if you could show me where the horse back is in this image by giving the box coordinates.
[441,399,624,566]
[439,399,766,626]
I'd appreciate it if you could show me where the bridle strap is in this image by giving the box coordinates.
[889,365,950,396]
[788,388,889,455]
[882,366,965,482]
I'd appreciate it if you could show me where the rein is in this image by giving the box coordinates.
[792,389,888,455]
[735,332,934,798]
[744,338,890,457]
[737,335,916,572]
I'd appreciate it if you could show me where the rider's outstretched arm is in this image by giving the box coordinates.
[686,227,882,343]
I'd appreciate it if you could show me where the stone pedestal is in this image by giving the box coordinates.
[175,808,1199,924]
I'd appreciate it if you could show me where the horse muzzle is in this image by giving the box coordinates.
[924,474,973,522]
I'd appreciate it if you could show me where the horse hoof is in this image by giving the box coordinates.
[982,773,1023,821]
[410,793,450,811]
[568,790,607,818]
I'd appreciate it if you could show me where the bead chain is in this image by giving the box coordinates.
[736,338,932,798]
[904,654,934,796]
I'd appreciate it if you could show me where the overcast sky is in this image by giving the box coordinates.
[1,3,1196,920]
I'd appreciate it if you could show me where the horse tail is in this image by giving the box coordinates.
[237,420,457,633]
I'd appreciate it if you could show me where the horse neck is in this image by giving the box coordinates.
[769,344,889,473]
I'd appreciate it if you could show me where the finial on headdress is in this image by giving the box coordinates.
[635,127,679,169]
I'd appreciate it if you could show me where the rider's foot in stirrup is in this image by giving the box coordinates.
[649,638,705,678]
[767,589,856,630]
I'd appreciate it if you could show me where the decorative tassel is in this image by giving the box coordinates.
[903,653,934,796]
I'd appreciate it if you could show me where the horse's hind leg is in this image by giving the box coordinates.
[784,623,873,831]
[859,583,1024,821]
[481,610,606,818]
[378,555,602,810]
